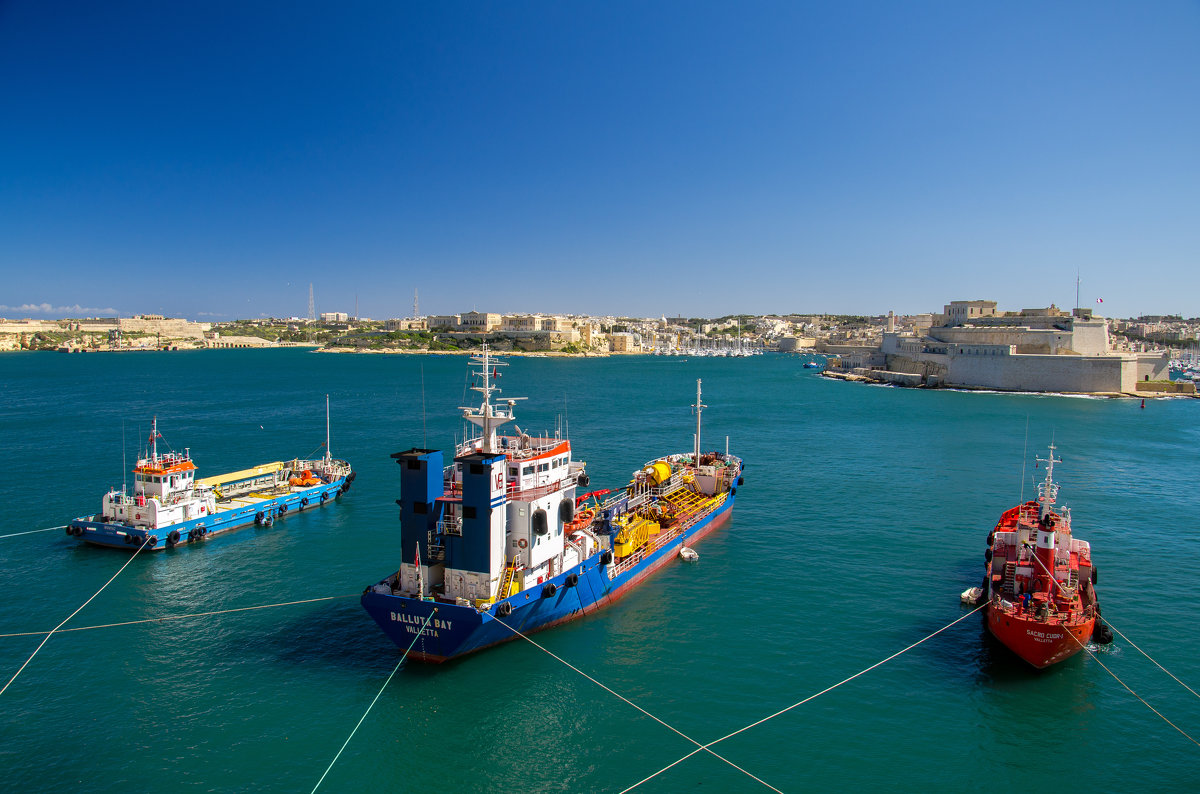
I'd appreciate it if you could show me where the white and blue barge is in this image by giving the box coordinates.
[66,416,354,551]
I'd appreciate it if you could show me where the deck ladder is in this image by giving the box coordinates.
[497,558,517,600]
[1003,560,1017,594]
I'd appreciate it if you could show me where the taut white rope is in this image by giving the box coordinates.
[621,603,988,793]
[310,609,437,793]
[0,537,151,697]
[492,616,782,793]
[0,594,359,638]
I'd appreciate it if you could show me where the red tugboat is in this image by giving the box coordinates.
[979,444,1111,668]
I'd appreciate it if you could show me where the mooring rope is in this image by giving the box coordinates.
[1022,547,1200,746]
[310,609,437,794]
[620,603,988,793]
[0,594,360,639]
[1102,621,1200,701]
[0,525,67,539]
[492,616,782,793]
[0,537,150,697]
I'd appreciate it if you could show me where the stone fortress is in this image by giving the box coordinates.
[841,300,1169,393]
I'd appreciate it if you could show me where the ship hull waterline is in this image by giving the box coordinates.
[987,607,1095,669]
[362,494,734,664]
[67,477,350,552]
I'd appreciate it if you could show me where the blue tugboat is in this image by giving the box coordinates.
[66,401,354,551]
[361,348,743,663]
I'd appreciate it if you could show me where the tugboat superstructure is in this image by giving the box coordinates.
[980,444,1111,668]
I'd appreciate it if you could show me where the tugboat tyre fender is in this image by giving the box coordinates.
[541,583,557,598]
[1091,565,1098,585]
[730,487,736,496]
[147,536,158,548]
[987,531,995,545]
[984,548,992,562]
[576,473,589,487]
[564,573,578,588]
[600,550,613,565]
[255,512,264,523]
[167,530,180,546]
[737,476,744,486]
[279,504,288,515]
[496,602,513,617]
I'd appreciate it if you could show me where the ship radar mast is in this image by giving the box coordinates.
[460,344,524,454]
[324,394,331,467]
[1035,443,1061,521]
[149,415,160,464]
[692,379,705,463]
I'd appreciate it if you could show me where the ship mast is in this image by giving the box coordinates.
[325,394,331,467]
[693,379,705,462]
[150,415,159,464]
[460,344,523,454]
[1035,443,1061,521]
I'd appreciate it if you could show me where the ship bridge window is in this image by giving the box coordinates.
[538,463,549,472]
[470,463,486,475]
[523,466,533,476]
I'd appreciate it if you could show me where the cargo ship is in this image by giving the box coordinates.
[974,444,1111,668]
[361,348,743,663]
[66,403,354,551]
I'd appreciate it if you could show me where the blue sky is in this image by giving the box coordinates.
[1,2,1197,321]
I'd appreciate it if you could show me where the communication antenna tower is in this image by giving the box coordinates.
[308,283,315,323]
[413,288,419,319]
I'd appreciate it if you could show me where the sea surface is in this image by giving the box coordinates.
[1,349,1197,792]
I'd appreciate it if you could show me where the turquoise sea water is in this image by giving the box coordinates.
[1,349,1198,792]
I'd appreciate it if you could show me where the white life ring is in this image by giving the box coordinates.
[518,538,528,549]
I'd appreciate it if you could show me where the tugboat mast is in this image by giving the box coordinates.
[693,379,705,462]
[1036,443,1061,521]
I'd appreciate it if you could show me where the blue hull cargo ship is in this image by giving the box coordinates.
[66,402,354,551]
[361,349,743,663]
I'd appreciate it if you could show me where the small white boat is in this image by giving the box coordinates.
[679,546,699,562]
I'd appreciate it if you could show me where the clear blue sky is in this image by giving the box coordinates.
[2,2,1197,321]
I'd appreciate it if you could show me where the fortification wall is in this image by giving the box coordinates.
[945,353,1132,392]
[118,317,210,338]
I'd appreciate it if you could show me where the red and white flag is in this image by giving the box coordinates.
[1096,298,1103,304]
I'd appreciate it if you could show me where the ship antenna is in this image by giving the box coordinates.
[692,379,705,462]
[151,415,158,463]
[122,418,127,496]
[325,394,331,467]
[1019,415,1029,504]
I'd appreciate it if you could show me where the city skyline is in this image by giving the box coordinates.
[2,2,1197,321]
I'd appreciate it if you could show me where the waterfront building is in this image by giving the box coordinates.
[863,300,1169,393]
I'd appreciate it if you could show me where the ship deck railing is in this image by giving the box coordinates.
[608,492,728,578]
